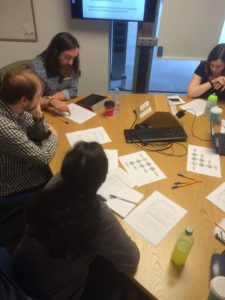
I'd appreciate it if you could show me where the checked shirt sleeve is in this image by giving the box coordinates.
[26,115,51,141]
[0,119,57,166]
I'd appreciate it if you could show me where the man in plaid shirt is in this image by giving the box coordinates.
[0,68,58,205]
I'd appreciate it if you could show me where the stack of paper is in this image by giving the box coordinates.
[125,191,187,246]
[98,167,144,218]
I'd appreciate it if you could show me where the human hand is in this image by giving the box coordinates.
[50,98,71,114]
[48,124,58,137]
[212,76,225,91]
[32,101,43,119]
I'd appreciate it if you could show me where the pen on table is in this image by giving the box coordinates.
[177,173,199,182]
[56,116,69,125]
[172,182,194,189]
[109,194,136,205]
[172,180,202,189]
[215,233,225,245]
[215,222,225,233]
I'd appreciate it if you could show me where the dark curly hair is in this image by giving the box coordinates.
[40,32,80,77]
[26,141,108,259]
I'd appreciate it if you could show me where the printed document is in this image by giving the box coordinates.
[66,127,111,146]
[180,99,206,116]
[206,182,225,212]
[125,191,187,246]
[64,103,96,124]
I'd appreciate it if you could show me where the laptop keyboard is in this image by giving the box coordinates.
[124,126,188,143]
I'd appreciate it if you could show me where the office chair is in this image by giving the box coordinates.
[0,59,32,86]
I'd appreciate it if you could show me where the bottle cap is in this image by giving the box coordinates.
[208,93,218,102]
[185,227,193,235]
[209,276,225,299]
[210,106,223,115]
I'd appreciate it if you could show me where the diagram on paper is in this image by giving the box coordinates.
[119,151,166,186]
[187,145,221,178]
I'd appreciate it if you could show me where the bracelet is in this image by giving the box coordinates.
[209,80,214,88]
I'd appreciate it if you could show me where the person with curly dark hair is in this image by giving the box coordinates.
[13,141,140,300]
[29,32,80,114]
[188,43,225,100]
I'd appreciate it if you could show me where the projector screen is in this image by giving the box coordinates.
[71,0,157,22]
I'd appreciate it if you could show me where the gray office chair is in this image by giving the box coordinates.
[0,59,32,87]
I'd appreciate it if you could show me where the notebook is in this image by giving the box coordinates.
[76,94,107,111]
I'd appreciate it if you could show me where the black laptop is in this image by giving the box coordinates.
[211,121,225,155]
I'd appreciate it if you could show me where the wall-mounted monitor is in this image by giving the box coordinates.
[71,0,157,23]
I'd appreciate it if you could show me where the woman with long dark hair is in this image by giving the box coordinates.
[29,32,80,113]
[13,141,140,300]
[188,43,225,100]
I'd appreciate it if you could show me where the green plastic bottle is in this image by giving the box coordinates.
[171,227,194,266]
[204,93,218,117]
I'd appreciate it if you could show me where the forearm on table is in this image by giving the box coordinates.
[188,81,211,98]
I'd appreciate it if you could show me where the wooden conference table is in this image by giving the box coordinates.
[45,94,225,300]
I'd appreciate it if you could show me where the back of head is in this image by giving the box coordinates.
[41,32,80,76]
[0,68,41,105]
[61,141,108,195]
[26,141,108,259]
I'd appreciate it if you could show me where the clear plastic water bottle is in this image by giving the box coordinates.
[171,227,194,266]
[204,93,218,117]
[113,87,120,115]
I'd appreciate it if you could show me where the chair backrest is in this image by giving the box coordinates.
[0,59,32,87]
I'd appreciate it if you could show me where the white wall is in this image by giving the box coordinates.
[0,0,110,94]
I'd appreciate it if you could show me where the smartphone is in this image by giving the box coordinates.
[169,98,180,102]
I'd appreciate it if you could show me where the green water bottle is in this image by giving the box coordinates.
[171,227,194,266]
[204,93,218,117]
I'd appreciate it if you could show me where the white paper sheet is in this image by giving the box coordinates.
[105,199,136,218]
[207,182,225,212]
[98,167,144,218]
[66,127,111,146]
[187,145,221,178]
[180,99,206,116]
[63,103,96,124]
[221,119,225,133]
[125,191,187,246]
[104,149,118,172]
[119,151,166,187]
[167,95,185,105]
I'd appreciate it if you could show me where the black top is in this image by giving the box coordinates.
[12,174,140,300]
[194,61,225,100]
